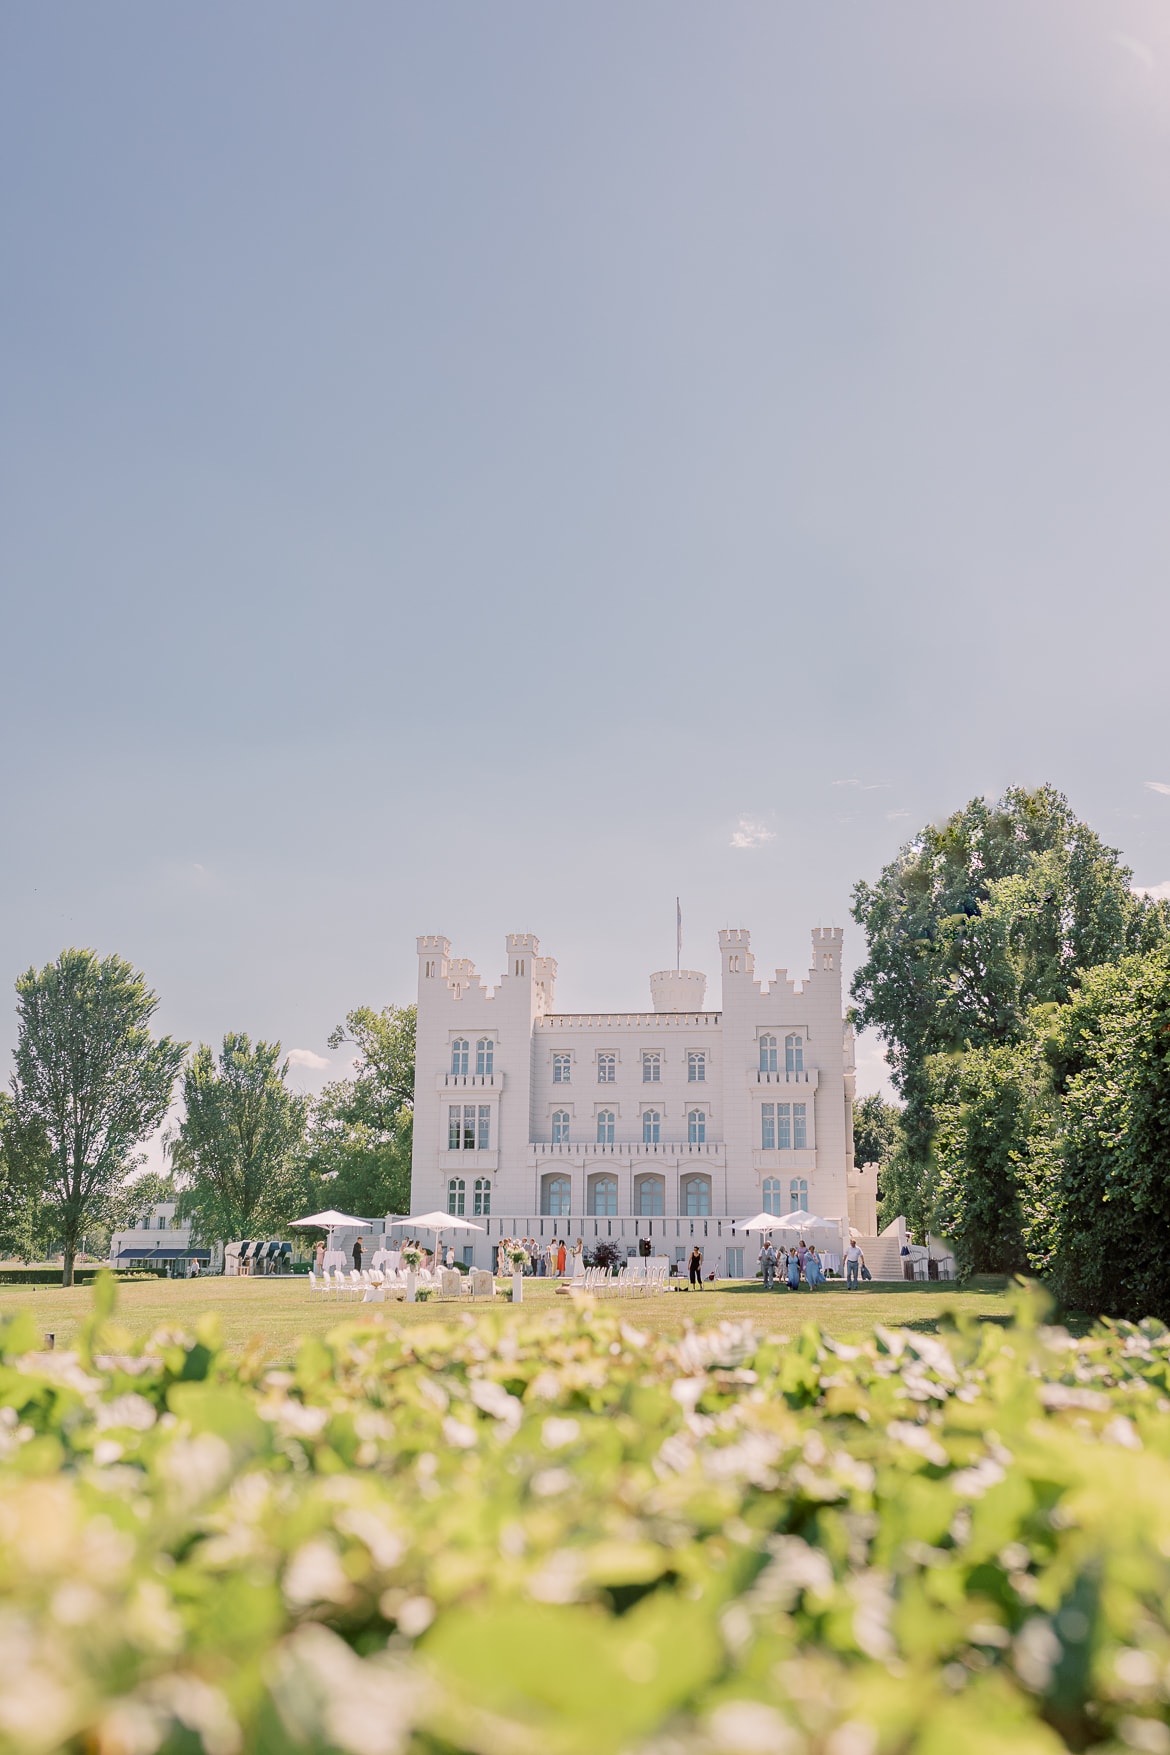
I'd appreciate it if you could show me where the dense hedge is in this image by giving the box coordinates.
[2,1279,1170,1752]
[0,1265,167,1285]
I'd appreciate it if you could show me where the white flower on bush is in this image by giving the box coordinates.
[283,1540,352,1609]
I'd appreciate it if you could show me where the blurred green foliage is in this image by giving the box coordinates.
[2,1279,1170,1752]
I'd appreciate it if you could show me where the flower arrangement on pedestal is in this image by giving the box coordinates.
[401,1247,423,1269]
[505,1246,528,1271]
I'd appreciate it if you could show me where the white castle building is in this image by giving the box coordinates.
[409,926,879,1276]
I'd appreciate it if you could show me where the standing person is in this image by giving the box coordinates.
[444,1244,454,1270]
[314,1239,325,1274]
[556,1238,566,1277]
[688,1244,704,1290]
[796,1238,809,1272]
[844,1238,864,1290]
[571,1238,585,1278]
[352,1236,364,1272]
[786,1249,801,1291]
[759,1241,777,1290]
[805,1246,823,1289]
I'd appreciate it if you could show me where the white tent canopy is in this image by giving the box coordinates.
[289,1211,373,1230]
[737,1209,840,1233]
[403,1212,485,1233]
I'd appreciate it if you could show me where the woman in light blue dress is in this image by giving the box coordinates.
[786,1249,801,1291]
[805,1246,823,1289]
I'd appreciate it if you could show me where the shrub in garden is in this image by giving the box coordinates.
[3,1276,1170,1751]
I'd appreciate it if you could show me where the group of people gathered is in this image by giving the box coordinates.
[495,1236,586,1277]
[758,1237,825,1290]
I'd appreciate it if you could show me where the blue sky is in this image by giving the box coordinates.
[3,2,1170,1106]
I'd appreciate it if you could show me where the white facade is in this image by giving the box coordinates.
[108,1202,212,1274]
[410,927,875,1271]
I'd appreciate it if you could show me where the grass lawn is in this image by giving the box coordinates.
[0,1273,1014,1356]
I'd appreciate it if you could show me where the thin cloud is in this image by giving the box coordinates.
[1134,881,1170,902]
[730,818,776,850]
[1145,781,1170,796]
[886,810,911,821]
[1115,33,1155,73]
[287,1048,330,1070]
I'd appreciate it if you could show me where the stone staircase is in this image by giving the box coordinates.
[852,1235,905,1282]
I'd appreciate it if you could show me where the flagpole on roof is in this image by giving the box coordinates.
[676,897,682,973]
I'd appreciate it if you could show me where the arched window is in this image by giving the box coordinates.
[785,1034,803,1074]
[642,1110,661,1145]
[447,1178,466,1216]
[597,1054,616,1083]
[541,1174,571,1216]
[596,1110,615,1144]
[588,1175,618,1216]
[789,1177,808,1212]
[642,1052,661,1083]
[759,1035,777,1073]
[553,1054,571,1084]
[473,1178,491,1217]
[763,1177,782,1215]
[451,1039,469,1076]
[636,1174,664,1216]
[688,1109,706,1144]
[552,1110,570,1145]
[684,1176,711,1217]
[476,1038,494,1076]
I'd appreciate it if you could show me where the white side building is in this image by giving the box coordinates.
[108,1202,213,1275]
[408,927,879,1275]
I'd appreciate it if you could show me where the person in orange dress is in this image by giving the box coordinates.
[556,1239,567,1276]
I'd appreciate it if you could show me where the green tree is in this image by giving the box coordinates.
[851,785,1166,1200]
[306,1004,416,1220]
[170,1035,310,1247]
[928,1042,1050,1277]
[10,949,186,1285]
[0,1090,52,1262]
[853,1093,902,1171]
[1023,948,1170,1322]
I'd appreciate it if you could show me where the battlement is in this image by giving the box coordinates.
[810,925,843,976]
[811,927,844,943]
[718,928,751,948]
[506,932,540,954]
[416,934,451,955]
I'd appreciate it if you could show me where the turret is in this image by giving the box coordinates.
[417,935,451,986]
[718,928,754,981]
[649,969,707,1012]
[810,926,843,976]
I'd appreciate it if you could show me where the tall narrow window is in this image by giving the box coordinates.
[642,1052,661,1083]
[793,1103,807,1149]
[589,1176,618,1217]
[451,1039,469,1076]
[476,1038,494,1076]
[473,1178,491,1217]
[763,1177,782,1215]
[759,1035,777,1074]
[597,1053,616,1083]
[776,1104,792,1150]
[684,1177,711,1216]
[477,1105,491,1150]
[553,1054,571,1084]
[687,1051,706,1082]
[789,1177,808,1212]
[542,1175,571,1216]
[688,1109,706,1144]
[596,1110,615,1144]
[761,1103,775,1150]
[448,1105,461,1151]
[447,1178,466,1216]
[552,1110,570,1145]
[785,1034,804,1074]
[642,1110,661,1145]
[636,1175,664,1216]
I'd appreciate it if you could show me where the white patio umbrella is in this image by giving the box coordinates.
[771,1209,837,1232]
[289,1210,372,1253]
[736,1212,786,1232]
[398,1211,484,1268]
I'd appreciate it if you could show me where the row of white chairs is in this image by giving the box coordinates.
[581,1261,670,1297]
[306,1266,498,1302]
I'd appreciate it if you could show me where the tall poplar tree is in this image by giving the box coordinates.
[11,950,186,1284]
[170,1034,310,1246]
